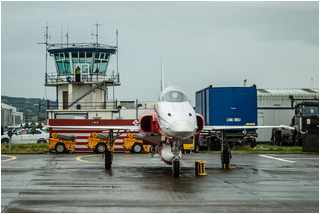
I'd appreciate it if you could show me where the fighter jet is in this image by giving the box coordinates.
[48,85,204,177]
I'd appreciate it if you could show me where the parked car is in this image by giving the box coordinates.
[1,129,49,144]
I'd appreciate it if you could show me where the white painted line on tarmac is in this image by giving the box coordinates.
[284,158,319,160]
[259,155,297,163]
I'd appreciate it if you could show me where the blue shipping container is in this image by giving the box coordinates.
[195,86,257,126]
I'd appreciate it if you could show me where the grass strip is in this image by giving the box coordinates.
[1,143,49,154]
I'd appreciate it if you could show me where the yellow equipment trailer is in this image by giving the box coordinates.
[87,132,115,153]
[48,133,77,153]
[122,133,150,153]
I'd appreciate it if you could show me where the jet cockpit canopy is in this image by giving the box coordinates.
[159,86,188,103]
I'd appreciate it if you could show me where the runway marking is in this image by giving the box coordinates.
[284,158,319,160]
[259,155,297,163]
[257,167,318,170]
[180,160,192,167]
[75,154,147,166]
[76,154,195,167]
[1,155,17,162]
[76,154,103,164]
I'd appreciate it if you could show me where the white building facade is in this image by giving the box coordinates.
[256,88,319,142]
[1,103,25,128]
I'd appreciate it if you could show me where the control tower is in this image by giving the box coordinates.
[44,42,120,120]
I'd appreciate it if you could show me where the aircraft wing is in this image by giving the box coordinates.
[203,125,295,131]
[45,125,140,132]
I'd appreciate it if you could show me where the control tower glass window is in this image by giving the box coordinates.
[100,62,107,74]
[91,52,110,74]
[86,53,93,63]
[82,65,89,73]
[72,52,79,63]
[79,52,85,63]
[55,53,71,75]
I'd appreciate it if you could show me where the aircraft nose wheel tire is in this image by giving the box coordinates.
[172,160,180,177]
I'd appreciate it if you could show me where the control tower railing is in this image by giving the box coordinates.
[45,72,120,84]
[42,100,119,110]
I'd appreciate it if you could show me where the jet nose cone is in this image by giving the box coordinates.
[168,120,196,138]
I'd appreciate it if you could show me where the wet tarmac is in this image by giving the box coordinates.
[1,152,319,213]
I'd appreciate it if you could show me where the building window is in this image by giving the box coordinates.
[100,62,107,74]
[64,61,71,74]
[72,52,79,63]
[79,52,85,63]
[57,62,65,74]
[15,115,21,124]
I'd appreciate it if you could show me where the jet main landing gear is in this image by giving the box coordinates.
[217,131,232,170]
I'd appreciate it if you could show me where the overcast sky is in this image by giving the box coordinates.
[1,1,319,105]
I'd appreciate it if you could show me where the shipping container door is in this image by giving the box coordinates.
[195,92,201,115]
[202,91,207,124]
[233,87,257,126]
[209,88,234,125]
[205,90,210,125]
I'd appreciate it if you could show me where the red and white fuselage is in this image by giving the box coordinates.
[155,86,198,139]
[138,86,204,168]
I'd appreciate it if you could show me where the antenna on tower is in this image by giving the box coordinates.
[60,25,63,46]
[42,22,52,85]
[65,24,69,48]
[114,29,119,102]
[44,22,51,44]
[92,20,101,47]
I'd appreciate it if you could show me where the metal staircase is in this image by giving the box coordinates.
[66,80,108,109]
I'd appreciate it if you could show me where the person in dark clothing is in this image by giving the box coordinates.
[75,66,81,82]
[31,122,36,135]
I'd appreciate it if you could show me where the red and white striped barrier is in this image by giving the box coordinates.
[48,119,137,152]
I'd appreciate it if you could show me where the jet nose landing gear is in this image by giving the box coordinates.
[172,138,182,177]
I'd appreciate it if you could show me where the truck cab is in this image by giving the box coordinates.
[292,101,319,151]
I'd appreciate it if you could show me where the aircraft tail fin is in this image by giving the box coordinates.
[161,52,164,91]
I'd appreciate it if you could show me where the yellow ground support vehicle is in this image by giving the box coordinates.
[48,133,76,153]
[122,133,151,153]
[182,136,195,154]
[87,132,115,153]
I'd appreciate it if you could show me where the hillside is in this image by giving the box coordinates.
[1,95,46,121]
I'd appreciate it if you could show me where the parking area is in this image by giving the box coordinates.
[1,153,319,213]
